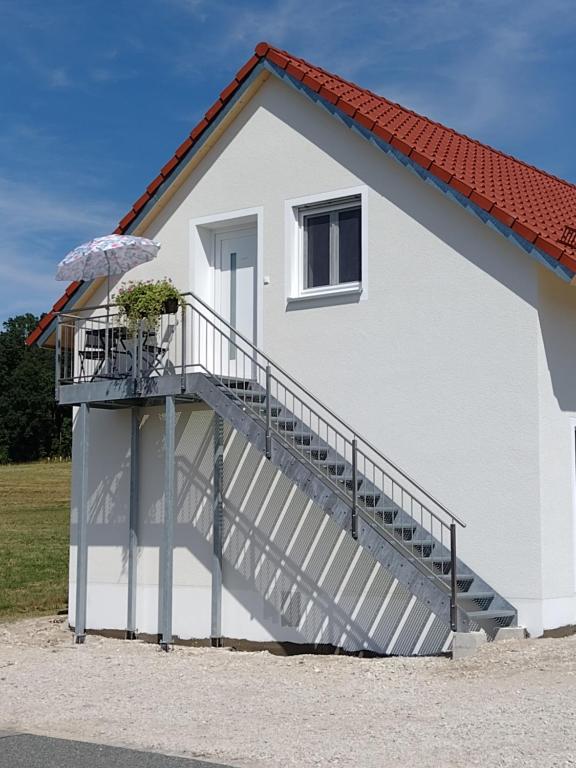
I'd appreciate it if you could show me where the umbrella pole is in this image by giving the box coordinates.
[106,253,111,316]
[106,262,110,376]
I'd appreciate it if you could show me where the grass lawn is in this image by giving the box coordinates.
[0,461,71,619]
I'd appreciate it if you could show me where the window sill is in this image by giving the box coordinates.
[287,284,363,307]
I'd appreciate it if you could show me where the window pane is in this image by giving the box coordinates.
[304,213,330,288]
[338,207,361,284]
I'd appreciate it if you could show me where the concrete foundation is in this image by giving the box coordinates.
[494,626,528,642]
[451,630,487,660]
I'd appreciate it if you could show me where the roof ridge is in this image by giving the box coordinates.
[262,42,576,196]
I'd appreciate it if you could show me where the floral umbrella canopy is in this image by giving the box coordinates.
[56,234,161,304]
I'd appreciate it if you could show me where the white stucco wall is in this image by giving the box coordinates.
[535,269,576,630]
[70,407,130,631]
[75,73,576,636]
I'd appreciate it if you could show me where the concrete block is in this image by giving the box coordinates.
[451,630,487,660]
[494,626,528,642]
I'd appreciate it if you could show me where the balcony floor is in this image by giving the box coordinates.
[58,372,209,409]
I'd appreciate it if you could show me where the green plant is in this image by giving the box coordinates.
[114,279,184,335]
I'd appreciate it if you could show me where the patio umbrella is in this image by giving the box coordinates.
[56,234,161,305]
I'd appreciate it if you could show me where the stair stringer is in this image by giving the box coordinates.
[189,373,467,633]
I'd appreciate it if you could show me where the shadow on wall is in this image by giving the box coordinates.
[75,404,450,654]
[116,405,451,655]
[71,409,131,550]
[537,267,576,413]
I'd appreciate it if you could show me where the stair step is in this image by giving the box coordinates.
[427,557,453,575]
[358,493,381,507]
[372,507,399,524]
[458,592,495,611]
[301,446,330,461]
[271,418,299,431]
[335,476,363,491]
[245,403,282,416]
[440,574,474,592]
[383,524,417,541]
[406,540,436,557]
[219,386,267,406]
[235,390,266,399]
[465,609,516,628]
[289,431,318,446]
[323,462,348,476]
[222,379,256,391]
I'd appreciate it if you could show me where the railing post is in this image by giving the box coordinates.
[450,522,458,632]
[351,438,358,540]
[135,319,143,394]
[55,316,62,397]
[132,322,139,395]
[180,304,187,393]
[265,364,272,459]
[104,313,109,377]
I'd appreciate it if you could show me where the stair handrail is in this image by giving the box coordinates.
[181,291,466,529]
[56,295,466,529]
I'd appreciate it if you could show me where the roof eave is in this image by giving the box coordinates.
[28,61,270,347]
[120,62,270,237]
[29,44,576,349]
[263,59,576,284]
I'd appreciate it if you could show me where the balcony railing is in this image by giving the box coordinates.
[57,304,185,385]
[56,296,261,389]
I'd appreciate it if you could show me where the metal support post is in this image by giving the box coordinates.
[126,408,139,639]
[211,414,224,647]
[160,395,175,650]
[265,365,272,460]
[75,402,90,643]
[351,438,358,540]
[450,522,458,632]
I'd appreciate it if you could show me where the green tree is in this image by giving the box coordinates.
[0,314,71,463]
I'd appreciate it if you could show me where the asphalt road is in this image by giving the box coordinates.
[0,733,235,768]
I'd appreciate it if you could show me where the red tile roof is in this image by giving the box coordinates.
[27,42,576,345]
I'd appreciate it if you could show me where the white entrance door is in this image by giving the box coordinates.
[213,227,257,379]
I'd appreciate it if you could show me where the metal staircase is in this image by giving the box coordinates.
[194,374,516,639]
[56,292,518,642]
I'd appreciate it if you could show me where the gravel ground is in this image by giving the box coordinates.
[0,616,575,768]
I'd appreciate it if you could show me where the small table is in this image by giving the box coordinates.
[79,326,167,380]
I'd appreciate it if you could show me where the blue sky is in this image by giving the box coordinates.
[1,0,576,324]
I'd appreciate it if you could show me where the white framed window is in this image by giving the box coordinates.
[286,187,367,303]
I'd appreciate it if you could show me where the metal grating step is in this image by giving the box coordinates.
[440,574,474,593]
[466,609,516,628]
[459,595,495,612]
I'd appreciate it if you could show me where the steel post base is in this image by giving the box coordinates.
[74,634,86,645]
[211,637,223,648]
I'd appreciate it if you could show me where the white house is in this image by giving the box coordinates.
[29,42,576,655]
